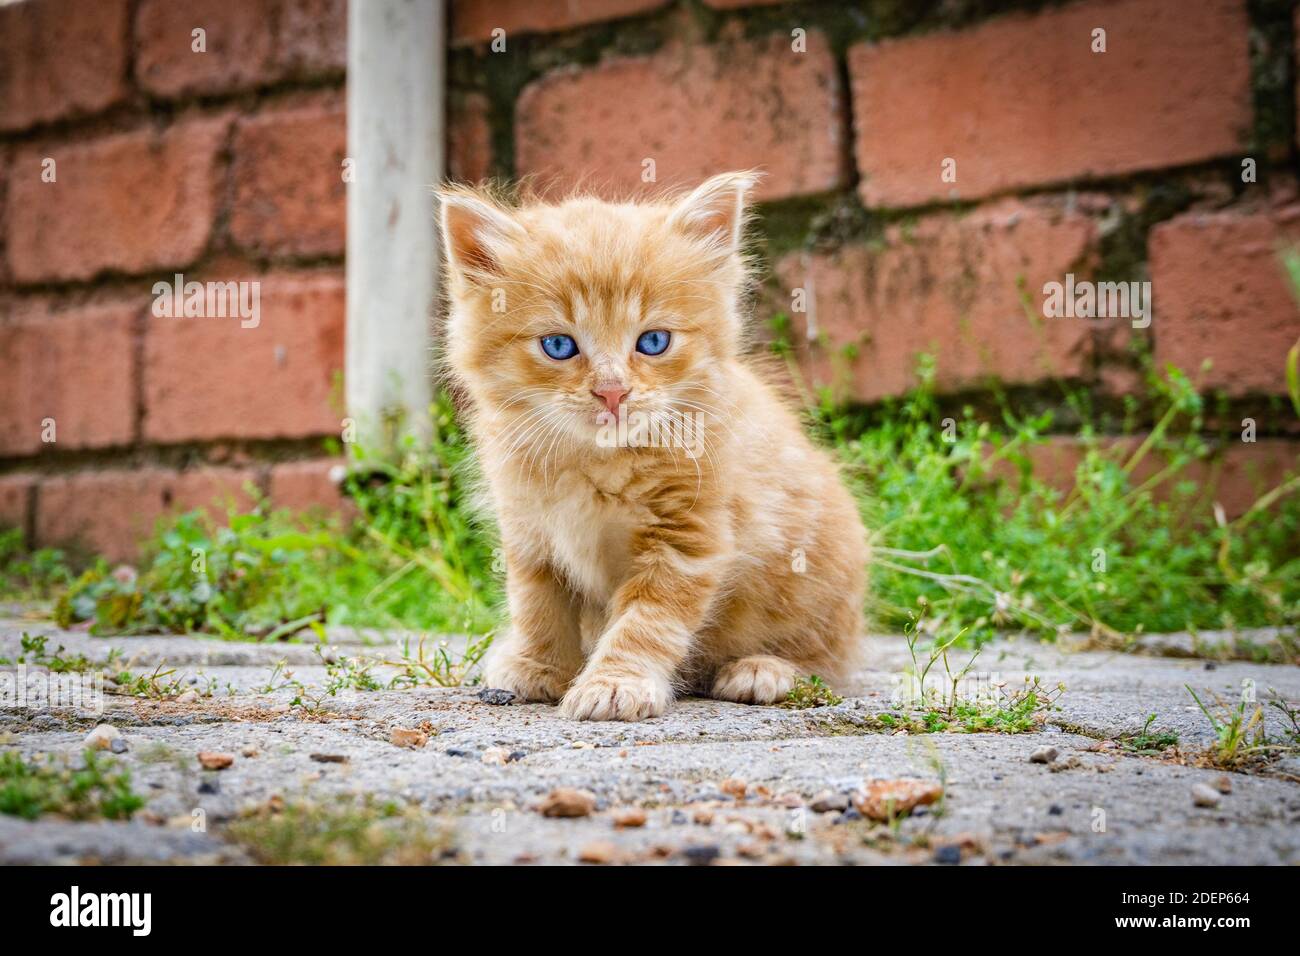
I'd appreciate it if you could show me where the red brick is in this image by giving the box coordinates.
[134,0,345,97]
[1149,206,1300,396]
[0,474,34,536]
[452,0,667,44]
[449,92,493,183]
[143,271,345,444]
[848,0,1251,208]
[135,0,278,97]
[36,466,259,562]
[0,300,138,456]
[772,200,1097,403]
[269,458,355,519]
[230,96,347,258]
[0,0,130,133]
[1012,436,1298,520]
[516,34,847,202]
[276,0,348,78]
[6,117,229,284]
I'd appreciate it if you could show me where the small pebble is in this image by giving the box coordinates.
[445,748,475,758]
[1213,775,1233,794]
[477,688,516,706]
[481,746,511,766]
[933,845,962,865]
[197,751,234,770]
[83,724,120,751]
[390,728,428,750]
[719,778,747,798]
[1191,783,1221,808]
[507,751,526,763]
[537,787,597,818]
[1048,804,1064,816]
[611,807,647,828]
[198,780,219,795]
[309,753,347,764]
[240,745,259,758]
[1029,746,1059,764]
[109,738,129,754]
[175,689,200,704]
[670,810,688,825]
[809,790,849,813]
[683,845,721,866]
[578,840,618,864]
[834,806,862,825]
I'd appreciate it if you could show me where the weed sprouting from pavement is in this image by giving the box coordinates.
[781,676,843,709]
[1186,685,1300,770]
[225,796,454,865]
[0,749,145,821]
[1117,713,1180,755]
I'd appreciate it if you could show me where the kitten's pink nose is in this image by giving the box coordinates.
[592,384,630,415]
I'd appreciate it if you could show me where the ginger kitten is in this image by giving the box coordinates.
[438,171,868,721]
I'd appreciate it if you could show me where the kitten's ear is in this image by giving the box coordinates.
[666,170,761,252]
[438,188,524,281]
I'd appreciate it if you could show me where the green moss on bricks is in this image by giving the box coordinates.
[1246,0,1296,159]
[1094,180,1194,286]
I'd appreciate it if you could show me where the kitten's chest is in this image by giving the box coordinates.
[511,464,645,603]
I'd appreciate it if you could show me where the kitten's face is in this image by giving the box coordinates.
[440,173,756,455]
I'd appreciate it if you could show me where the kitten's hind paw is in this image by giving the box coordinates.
[711,655,800,704]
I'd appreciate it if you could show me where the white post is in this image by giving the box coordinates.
[346,0,444,447]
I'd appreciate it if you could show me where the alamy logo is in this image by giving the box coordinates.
[595,409,706,459]
[50,886,151,936]
[1042,273,1151,329]
[152,273,261,328]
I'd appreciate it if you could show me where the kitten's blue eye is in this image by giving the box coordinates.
[636,330,671,356]
[540,334,579,360]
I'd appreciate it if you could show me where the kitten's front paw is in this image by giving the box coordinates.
[560,670,670,721]
[482,652,572,703]
[711,655,800,704]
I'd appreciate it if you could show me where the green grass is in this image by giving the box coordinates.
[2,359,1297,650]
[225,796,454,865]
[38,394,499,640]
[819,357,1299,644]
[0,749,145,821]
[859,611,1065,734]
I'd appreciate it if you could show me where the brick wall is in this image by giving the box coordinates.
[448,0,1299,515]
[2,0,1298,561]
[0,0,350,559]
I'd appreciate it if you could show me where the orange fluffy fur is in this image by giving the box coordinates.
[438,171,868,721]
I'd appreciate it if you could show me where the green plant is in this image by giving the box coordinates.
[0,529,75,601]
[48,393,501,639]
[320,646,384,694]
[780,675,843,709]
[383,632,493,688]
[818,359,1299,643]
[108,662,188,699]
[1186,685,1300,770]
[0,749,145,820]
[0,632,108,674]
[865,607,1065,734]
[1118,713,1180,755]
[225,796,453,865]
